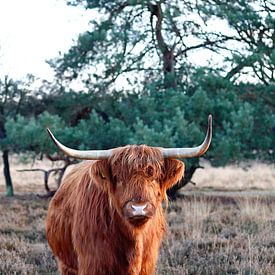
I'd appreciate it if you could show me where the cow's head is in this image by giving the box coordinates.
[91,146,185,227]
[47,115,212,227]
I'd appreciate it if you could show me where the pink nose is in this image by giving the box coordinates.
[131,203,147,216]
[123,201,156,226]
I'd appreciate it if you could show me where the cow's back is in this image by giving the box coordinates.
[46,161,95,271]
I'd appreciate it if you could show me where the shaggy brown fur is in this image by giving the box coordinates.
[46,145,184,275]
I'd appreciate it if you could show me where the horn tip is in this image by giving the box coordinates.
[208,114,213,130]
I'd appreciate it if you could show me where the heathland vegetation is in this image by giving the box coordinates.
[0,161,275,274]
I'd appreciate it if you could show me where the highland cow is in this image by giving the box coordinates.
[46,116,212,275]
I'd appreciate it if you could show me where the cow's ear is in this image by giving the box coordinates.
[90,160,111,191]
[161,159,184,190]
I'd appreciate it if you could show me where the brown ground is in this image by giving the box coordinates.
[0,160,275,274]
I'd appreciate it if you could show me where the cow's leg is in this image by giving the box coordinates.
[58,260,78,275]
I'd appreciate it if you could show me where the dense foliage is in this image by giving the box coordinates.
[1,0,274,196]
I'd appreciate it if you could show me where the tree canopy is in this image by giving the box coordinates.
[2,0,274,197]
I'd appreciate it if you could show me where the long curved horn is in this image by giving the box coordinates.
[161,115,212,159]
[47,129,113,160]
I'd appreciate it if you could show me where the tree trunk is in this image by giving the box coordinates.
[149,2,177,89]
[149,3,201,199]
[3,150,14,197]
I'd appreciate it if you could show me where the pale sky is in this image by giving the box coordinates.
[0,0,92,80]
[0,1,236,84]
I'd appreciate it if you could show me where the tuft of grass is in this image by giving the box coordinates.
[158,196,275,274]
[0,195,58,274]
[191,161,275,191]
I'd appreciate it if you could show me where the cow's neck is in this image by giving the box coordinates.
[90,191,165,274]
[110,206,163,273]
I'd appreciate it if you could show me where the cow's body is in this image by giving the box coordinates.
[46,117,212,274]
[46,146,184,275]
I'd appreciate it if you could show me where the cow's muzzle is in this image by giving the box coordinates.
[123,201,156,226]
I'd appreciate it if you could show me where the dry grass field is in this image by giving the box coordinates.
[0,159,275,274]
